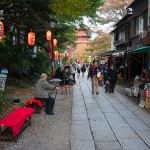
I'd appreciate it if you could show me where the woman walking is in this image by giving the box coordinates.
[107,64,117,93]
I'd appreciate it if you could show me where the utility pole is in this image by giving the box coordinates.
[148,0,150,32]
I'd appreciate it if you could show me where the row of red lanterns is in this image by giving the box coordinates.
[28,31,57,46]
[54,52,65,60]
[54,52,71,60]
[0,21,57,46]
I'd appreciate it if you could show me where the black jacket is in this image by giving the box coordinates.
[108,68,117,83]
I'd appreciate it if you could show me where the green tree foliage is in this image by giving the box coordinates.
[0,0,105,79]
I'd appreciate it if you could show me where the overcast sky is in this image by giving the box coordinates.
[83,17,114,39]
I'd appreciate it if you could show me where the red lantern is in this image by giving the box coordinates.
[0,21,4,40]
[67,51,71,57]
[54,51,59,60]
[53,39,57,47]
[28,32,35,45]
[46,31,51,41]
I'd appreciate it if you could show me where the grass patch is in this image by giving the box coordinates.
[0,90,12,110]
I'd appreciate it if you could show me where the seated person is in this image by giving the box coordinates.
[138,73,147,90]
[34,73,59,115]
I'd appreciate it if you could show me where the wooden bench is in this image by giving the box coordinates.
[25,97,46,114]
[0,107,34,142]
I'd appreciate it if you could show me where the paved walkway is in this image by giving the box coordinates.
[71,75,150,150]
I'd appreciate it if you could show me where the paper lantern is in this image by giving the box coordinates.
[67,51,70,57]
[28,32,35,45]
[53,39,57,47]
[54,51,59,60]
[46,31,51,41]
[0,21,4,40]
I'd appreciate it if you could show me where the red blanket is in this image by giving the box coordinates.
[0,108,35,136]
[25,97,43,107]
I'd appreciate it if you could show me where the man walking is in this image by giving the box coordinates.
[87,61,100,95]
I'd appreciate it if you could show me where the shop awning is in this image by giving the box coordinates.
[112,51,124,57]
[100,50,116,57]
[128,46,150,54]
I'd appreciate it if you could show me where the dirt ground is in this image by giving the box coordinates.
[0,86,72,150]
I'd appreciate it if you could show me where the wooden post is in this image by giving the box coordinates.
[128,55,131,86]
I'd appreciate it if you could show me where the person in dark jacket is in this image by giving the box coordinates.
[107,64,117,93]
[81,64,86,77]
[55,67,62,80]
[102,63,109,85]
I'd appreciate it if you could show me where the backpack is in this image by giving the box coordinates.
[81,66,86,72]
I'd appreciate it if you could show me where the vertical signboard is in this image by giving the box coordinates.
[0,68,8,90]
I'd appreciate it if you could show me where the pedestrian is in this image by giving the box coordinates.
[34,73,59,115]
[107,64,117,93]
[76,62,81,77]
[70,66,76,84]
[81,64,86,77]
[87,60,100,95]
[102,63,109,85]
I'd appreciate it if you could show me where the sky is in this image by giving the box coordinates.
[83,17,114,39]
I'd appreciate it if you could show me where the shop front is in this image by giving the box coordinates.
[126,46,150,108]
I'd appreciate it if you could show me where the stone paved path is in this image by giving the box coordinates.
[71,75,150,150]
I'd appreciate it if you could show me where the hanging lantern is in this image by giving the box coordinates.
[53,39,57,47]
[28,32,35,46]
[46,31,51,41]
[0,21,4,40]
[54,51,59,60]
[67,51,71,57]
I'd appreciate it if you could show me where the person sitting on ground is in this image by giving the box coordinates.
[34,73,59,115]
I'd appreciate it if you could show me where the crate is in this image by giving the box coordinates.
[145,98,150,109]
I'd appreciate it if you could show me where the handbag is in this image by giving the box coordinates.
[98,74,102,81]
[97,71,101,78]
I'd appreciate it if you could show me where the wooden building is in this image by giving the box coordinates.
[110,0,150,84]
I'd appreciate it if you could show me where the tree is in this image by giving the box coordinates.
[0,0,105,79]
[99,0,133,23]
[87,30,111,54]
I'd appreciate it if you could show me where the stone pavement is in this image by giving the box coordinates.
[71,75,150,150]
